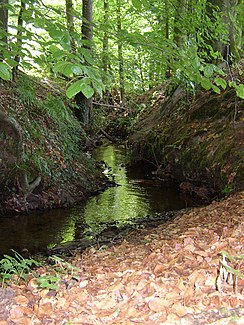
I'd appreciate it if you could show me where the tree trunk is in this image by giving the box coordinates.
[82,0,93,49]
[173,0,187,48]
[13,0,26,79]
[224,0,241,62]
[65,0,76,53]
[165,0,169,40]
[116,0,125,105]
[0,0,8,59]
[102,0,109,74]
[75,0,93,125]
[205,0,241,63]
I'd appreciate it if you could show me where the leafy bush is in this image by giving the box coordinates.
[0,250,40,285]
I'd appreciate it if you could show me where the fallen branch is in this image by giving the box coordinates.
[93,102,123,109]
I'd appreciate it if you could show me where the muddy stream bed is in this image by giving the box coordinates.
[0,144,198,257]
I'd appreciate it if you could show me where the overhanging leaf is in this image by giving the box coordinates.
[66,79,94,99]
[0,62,12,81]
[200,78,212,90]
[212,85,220,94]
[203,65,214,78]
[132,0,142,10]
[214,77,227,90]
[236,84,244,99]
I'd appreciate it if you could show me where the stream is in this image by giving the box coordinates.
[0,144,197,257]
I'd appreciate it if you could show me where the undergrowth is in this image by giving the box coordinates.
[11,74,90,182]
[0,250,79,290]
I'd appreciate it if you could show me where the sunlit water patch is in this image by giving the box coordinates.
[0,144,195,256]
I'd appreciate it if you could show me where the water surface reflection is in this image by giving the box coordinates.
[0,144,193,256]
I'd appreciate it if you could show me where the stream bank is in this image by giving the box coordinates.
[0,75,108,215]
[129,73,244,200]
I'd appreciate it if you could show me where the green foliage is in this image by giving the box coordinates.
[0,0,243,103]
[35,255,79,290]
[0,62,12,81]
[66,78,94,99]
[0,250,40,286]
[236,84,244,99]
[35,274,60,290]
[9,74,85,182]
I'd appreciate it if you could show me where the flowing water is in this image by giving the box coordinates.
[0,144,196,256]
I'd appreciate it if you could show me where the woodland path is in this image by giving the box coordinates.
[1,192,243,324]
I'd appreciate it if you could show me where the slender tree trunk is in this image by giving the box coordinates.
[66,0,76,53]
[82,0,93,49]
[224,0,241,62]
[116,0,125,105]
[205,0,241,63]
[75,0,93,125]
[102,0,109,74]
[165,0,169,40]
[0,0,8,59]
[173,0,187,48]
[13,0,26,79]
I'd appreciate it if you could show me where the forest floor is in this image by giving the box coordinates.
[0,191,243,324]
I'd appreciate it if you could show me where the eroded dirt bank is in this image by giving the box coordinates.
[129,77,244,200]
[0,191,243,324]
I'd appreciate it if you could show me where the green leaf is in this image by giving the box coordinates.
[214,77,227,90]
[228,80,236,88]
[66,79,94,99]
[92,78,105,97]
[203,65,214,78]
[236,84,244,99]
[80,48,94,65]
[53,62,75,78]
[132,0,142,10]
[0,62,12,81]
[5,59,18,68]
[200,78,212,90]
[48,28,65,41]
[212,85,220,94]
[80,82,94,99]
[66,80,83,98]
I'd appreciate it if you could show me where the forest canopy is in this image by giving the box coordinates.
[0,0,243,103]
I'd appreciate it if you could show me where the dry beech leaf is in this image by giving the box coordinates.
[154,264,164,275]
[14,295,29,306]
[94,295,118,310]
[171,303,189,317]
[148,297,168,313]
[34,302,53,317]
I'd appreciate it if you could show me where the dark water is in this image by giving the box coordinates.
[0,144,195,256]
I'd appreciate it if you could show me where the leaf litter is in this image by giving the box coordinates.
[0,191,243,324]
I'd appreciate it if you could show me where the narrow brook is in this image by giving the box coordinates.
[0,144,197,256]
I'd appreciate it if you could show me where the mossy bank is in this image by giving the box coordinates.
[0,74,107,215]
[129,73,243,201]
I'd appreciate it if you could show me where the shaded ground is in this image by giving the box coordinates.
[1,191,243,324]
